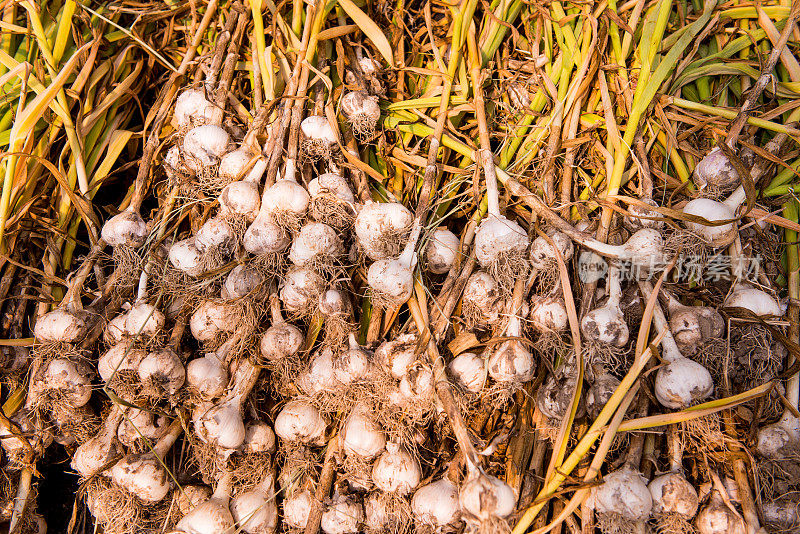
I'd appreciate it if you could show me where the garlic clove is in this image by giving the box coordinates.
[589,466,652,522]
[172,89,216,129]
[243,213,291,255]
[125,301,166,337]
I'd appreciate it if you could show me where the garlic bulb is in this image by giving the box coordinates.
[474,213,528,276]
[242,420,276,455]
[219,175,262,223]
[194,359,260,451]
[289,222,344,266]
[762,497,798,532]
[39,357,93,407]
[138,347,185,397]
[694,490,746,534]
[682,186,745,248]
[243,211,291,255]
[757,412,799,459]
[581,263,628,347]
[367,226,417,305]
[371,442,421,495]
[183,124,232,170]
[397,363,434,405]
[664,291,724,355]
[117,407,168,447]
[459,468,517,523]
[529,231,574,270]
[284,489,314,530]
[194,216,237,256]
[274,399,327,445]
[101,207,148,248]
[589,466,652,523]
[576,228,666,274]
[71,407,124,478]
[222,264,266,301]
[586,371,620,419]
[321,492,363,534]
[488,312,535,385]
[301,115,338,158]
[280,266,325,313]
[648,472,699,519]
[190,300,238,342]
[375,333,418,379]
[724,283,782,316]
[125,301,166,338]
[343,405,386,459]
[412,478,460,528]
[186,349,229,400]
[34,308,88,343]
[341,90,381,137]
[260,175,311,229]
[363,492,390,532]
[424,227,460,274]
[536,373,576,421]
[104,312,129,345]
[176,473,235,534]
[463,270,502,327]
[299,347,338,395]
[169,238,205,277]
[98,340,146,382]
[308,173,356,227]
[173,89,215,129]
[355,201,413,261]
[693,147,739,191]
[448,352,487,393]
[218,147,254,183]
[332,335,373,385]
[260,299,303,362]
[230,472,278,534]
[111,419,183,502]
[529,295,569,333]
[175,485,212,516]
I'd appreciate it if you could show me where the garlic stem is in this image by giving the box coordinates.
[639,282,682,362]
[153,418,183,459]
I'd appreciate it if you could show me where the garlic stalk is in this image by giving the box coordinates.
[639,281,714,409]
[110,418,183,502]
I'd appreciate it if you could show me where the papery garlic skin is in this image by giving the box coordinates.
[321,493,364,534]
[342,406,386,459]
[459,470,517,522]
[284,490,314,530]
[448,352,487,393]
[424,228,460,274]
[412,478,461,528]
[588,466,652,522]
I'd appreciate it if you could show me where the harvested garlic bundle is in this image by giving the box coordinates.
[663,290,724,355]
[230,472,278,534]
[260,296,304,362]
[274,399,327,445]
[411,477,461,529]
[321,492,364,534]
[581,262,629,347]
[423,227,460,274]
[301,115,338,160]
[371,442,421,495]
[355,201,413,261]
[110,419,183,502]
[341,90,380,139]
[640,281,714,409]
[194,359,260,451]
[462,270,503,328]
[342,405,386,459]
[448,352,487,394]
[176,473,236,534]
[71,407,124,478]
